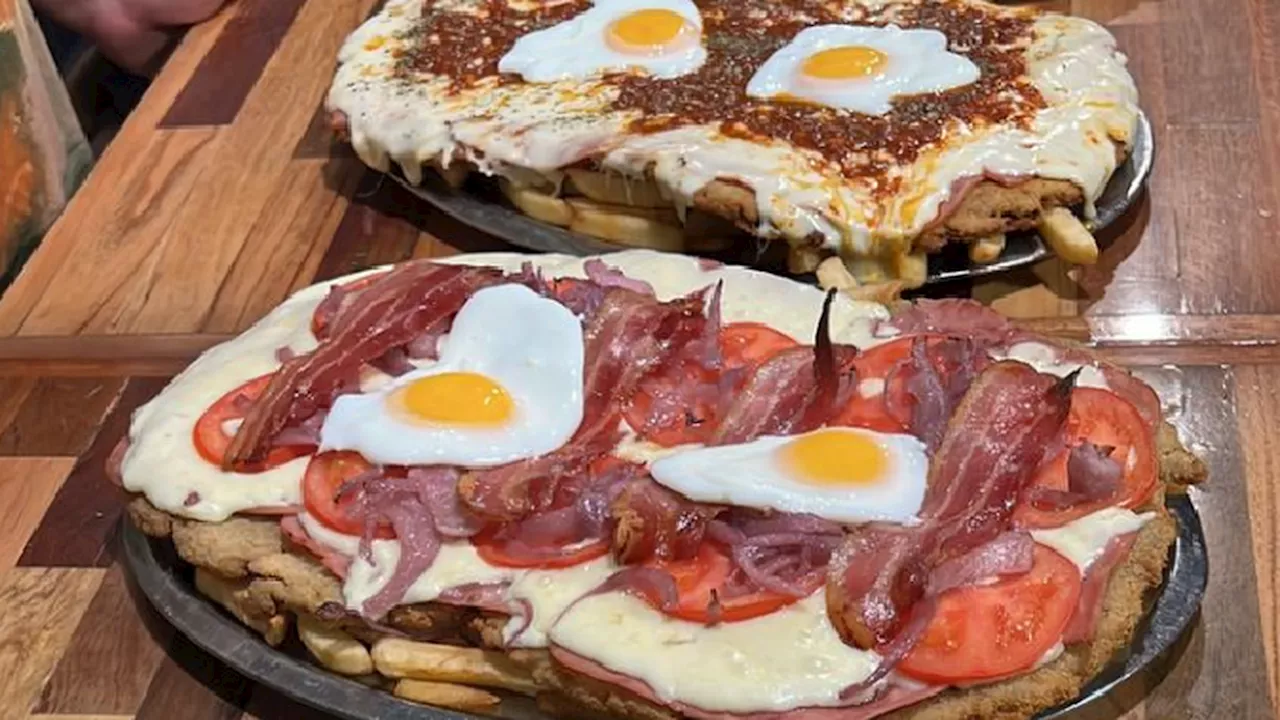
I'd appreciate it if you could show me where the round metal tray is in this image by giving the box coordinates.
[394,114,1153,285]
[123,489,1204,720]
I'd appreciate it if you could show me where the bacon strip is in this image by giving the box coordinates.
[827,362,1074,670]
[877,298,1023,347]
[225,262,502,468]
[610,478,720,563]
[1026,442,1124,510]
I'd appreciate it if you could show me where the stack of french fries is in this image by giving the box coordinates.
[297,614,540,713]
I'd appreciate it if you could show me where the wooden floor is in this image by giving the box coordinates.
[0,0,1276,718]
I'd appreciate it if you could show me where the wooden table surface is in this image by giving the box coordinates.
[0,0,1277,718]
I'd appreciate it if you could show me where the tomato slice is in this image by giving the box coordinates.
[623,323,800,447]
[832,335,938,433]
[719,322,799,373]
[642,542,804,624]
[472,530,610,569]
[193,375,314,472]
[1013,387,1159,529]
[898,545,1082,684]
[302,451,393,538]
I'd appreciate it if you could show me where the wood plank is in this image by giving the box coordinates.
[1135,367,1277,717]
[34,565,173,716]
[0,378,124,456]
[133,636,252,720]
[1161,0,1259,124]
[312,171,426,281]
[0,569,105,720]
[0,377,35,433]
[0,335,229,377]
[201,159,361,334]
[28,715,135,720]
[1165,124,1280,315]
[0,458,74,570]
[1233,365,1280,704]
[0,128,222,336]
[18,378,168,568]
[160,0,307,127]
[116,0,379,334]
[0,8,233,338]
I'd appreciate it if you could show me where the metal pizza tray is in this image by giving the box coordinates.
[390,113,1153,285]
[122,489,1204,720]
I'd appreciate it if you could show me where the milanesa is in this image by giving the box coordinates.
[118,251,1205,719]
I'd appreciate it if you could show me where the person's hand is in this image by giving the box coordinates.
[32,0,229,73]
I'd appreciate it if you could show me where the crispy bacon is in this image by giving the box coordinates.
[584,258,656,295]
[827,362,1073,672]
[883,337,990,451]
[925,530,1035,596]
[610,478,721,564]
[713,291,856,445]
[225,262,503,468]
[877,298,1023,347]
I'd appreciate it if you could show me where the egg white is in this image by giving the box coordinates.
[319,283,585,467]
[648,427,929,524]
[498,0,707,82]
[746,24,980,115]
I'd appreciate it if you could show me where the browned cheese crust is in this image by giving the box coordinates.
[126,417,1206,719]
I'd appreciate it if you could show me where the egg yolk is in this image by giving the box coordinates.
[606,9,689,55]
[396,372,514,426]
[780,430,888,487]
[801,46,888,80]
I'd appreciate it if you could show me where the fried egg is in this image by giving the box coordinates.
[319,284,585,467]
[498,0,706,82]
[649,427,928,524]
[745,24,980,115]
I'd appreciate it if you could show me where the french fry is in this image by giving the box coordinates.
[565,198,686,252]
[968,234,1006,264]
[892,251,928,289]
[566,168,668,208]
[195,568,288,646]
[815,256,857,291]
[372,638,541,695]
[1039,207,1099,264]
[500,179,574,226]
[298,614,374,676]
[394,679,501,713]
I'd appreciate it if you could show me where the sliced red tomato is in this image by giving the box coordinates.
[719,322,799,373]
[642,542,805,624]
[193,375,313,472]
[302,451,394,538]
[623,323,800,447]
[473,529,610,569]
[1013,387,1159,530]
[898,545,1082,684]
[832,334,945,433]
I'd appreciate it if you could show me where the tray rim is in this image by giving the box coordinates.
[391,113,1154,286]
[121,489,1205,720]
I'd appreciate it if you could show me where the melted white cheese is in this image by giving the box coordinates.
[327,1,1139,257]
[994,341,1110,390]
[550,592,879,713]
[1031,507,1154,572]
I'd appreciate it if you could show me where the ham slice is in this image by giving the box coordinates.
[551,647,943,720]
[827,362,1074,685]
[280,515,351,578]
[1063,532,1138,643]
